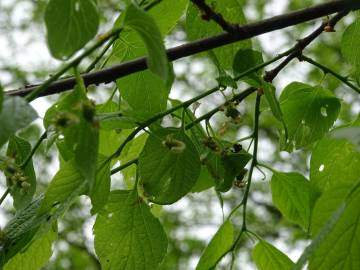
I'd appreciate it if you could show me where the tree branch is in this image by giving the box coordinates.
[300,55,360,94]
[264,10,348,82]
[190,0,236,32]
[7,0,360,99]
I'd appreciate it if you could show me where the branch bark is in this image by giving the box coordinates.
[6,0,360,99]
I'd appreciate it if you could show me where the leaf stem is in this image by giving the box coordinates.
[20,131,48,169]
[241,92,261,231]
[0,188,10,206]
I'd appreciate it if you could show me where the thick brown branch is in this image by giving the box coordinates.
[6,0,360,99]
[190,0,236,32]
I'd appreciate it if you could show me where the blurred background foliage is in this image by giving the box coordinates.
[0,0,359,269]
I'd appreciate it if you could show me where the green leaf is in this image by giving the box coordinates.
[139,128,201,204]
[45,0,99,60]
[186,0,251,70]
[196,220,234,270]
[217,151,251,192]
[119,133,148,187]
[94,190,168,270]
[39,159,87,214]
[271,172,314,231]
[191,167,215,193]
[309,182,360,270]
[252,240,294,270]
[90,156,111,214]
[310,184,352,236]
[0,97,37,148]
[117,71,171,120]
[4,227,56,270]
[7,136,37,209]
[74,120,99,189]
[262,82,286,132]
[123,3,169,80]
[40,157,110,214]
[341,18,360,66]
[279,82,340,151]
[233,49,263,86]
[310,136,360,194]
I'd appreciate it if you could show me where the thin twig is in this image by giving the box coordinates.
[0,188,10,206]
[264,11,349,82]
[20,131,48,169]
[300,55,360,94]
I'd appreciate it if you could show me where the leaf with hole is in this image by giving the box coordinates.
[279,82,340,151]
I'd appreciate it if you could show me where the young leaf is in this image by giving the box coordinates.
[309,182,360,270]
[4,227,56,270]
[341,18,360,66]
[94,190,168,270]
[233,49,264,86]
[196,220,234,270]
[310,136,360,194]
[6,136,37,210]
[271,172,315,231]
[252,240,294,270]
[0,97,37,148]
[45,0,99,60]
[138,128,201,204]
[123,3,169,80]
[186,0,251,70]
[279,82,340,151]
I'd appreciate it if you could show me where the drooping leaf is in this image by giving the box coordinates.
[233,49,263,86]
[341,18,360,66]
[138,128,201,204]
[262,82,287,136]
[123,3,169,80]
[94,190,168,270]
[6,136,37,209]
[309,182,360,270]
[279,82,340,151]
[45,0,99,60]
[252,240,294,270]
[4,227,56,270]
[271,172,315,231]
[310,136,360,194]
[196,220,234,270]
[186,0,251,70]
[0,97,37,148]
